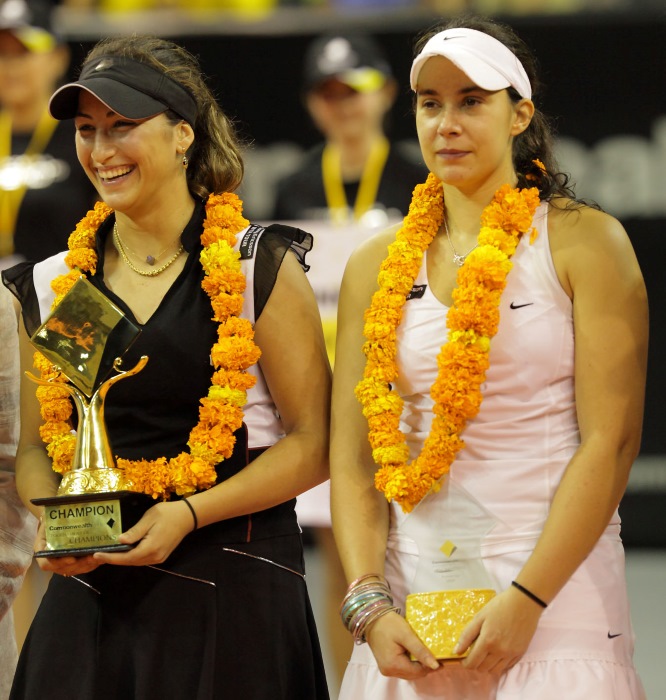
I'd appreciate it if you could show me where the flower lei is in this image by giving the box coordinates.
[34,193,261,500]
[355,172,540,513]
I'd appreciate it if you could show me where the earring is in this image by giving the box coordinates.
[182,154,189,169]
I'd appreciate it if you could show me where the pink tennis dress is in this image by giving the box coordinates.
[339,202,646,699]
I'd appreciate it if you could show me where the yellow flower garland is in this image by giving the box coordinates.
[35,193,261,500]
[355,173,540,512]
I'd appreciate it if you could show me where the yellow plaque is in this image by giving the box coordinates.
[43,497,123,551]
[406,589,496,660]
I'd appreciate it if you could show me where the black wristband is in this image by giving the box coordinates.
[511,580,547,608]
[182,498,198,531]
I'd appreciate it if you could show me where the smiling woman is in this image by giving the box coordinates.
[1,34,331,700]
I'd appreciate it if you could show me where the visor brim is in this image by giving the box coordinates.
[411,49,511,93]
[49,79,169,121]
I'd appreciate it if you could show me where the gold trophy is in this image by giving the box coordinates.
[28,276,152,557]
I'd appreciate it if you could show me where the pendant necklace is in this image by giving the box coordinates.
[443,215,478,267]
[113,223,184,277]
[113,222,182,266]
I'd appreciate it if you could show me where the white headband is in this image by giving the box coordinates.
[410,28,532,100]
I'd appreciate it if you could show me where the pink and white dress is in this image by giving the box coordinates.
[339,202,646,699]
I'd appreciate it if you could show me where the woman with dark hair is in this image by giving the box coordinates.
[2,35,330,699]
[330,15,647,699]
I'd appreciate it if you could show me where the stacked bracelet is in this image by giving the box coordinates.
[511,580,548,609]
[340,574,400,644]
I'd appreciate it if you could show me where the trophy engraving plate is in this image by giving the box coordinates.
[34,490,153,557]
[43,496,123,551]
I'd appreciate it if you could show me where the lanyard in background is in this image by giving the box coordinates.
[0,108,59,256]
[322,136,390,225]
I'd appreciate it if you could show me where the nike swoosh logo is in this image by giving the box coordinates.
[509,302,534,309]
[607,632,623,639]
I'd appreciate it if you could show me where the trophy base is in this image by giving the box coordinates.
[32,490,154,558]
[406,589,496,660]
[33,543,134,558]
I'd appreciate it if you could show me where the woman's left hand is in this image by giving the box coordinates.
[92,500,195,567]
[455,586,544,675]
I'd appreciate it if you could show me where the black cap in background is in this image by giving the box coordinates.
[302,34,393,94]
[0,0,59,52]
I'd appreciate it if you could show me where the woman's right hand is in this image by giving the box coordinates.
[33,518,102,577]
[365,611,440,680]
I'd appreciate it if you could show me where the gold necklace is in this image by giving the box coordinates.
[119,229,181,266]
[443,215,478,267]
[113,223,184,277]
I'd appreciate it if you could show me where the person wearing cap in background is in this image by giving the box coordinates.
[272,33,427,225]
[2,33,331,699]
[330,14,647,699]
[0,0,96,268]
[273,34,427,691]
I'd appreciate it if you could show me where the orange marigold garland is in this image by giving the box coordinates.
[35,193,261,499]
[355,173,540,512]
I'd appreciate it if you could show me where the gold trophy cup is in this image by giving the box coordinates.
[28,277,153,557]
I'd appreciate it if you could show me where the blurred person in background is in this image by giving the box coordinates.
[272,33,427,226]
[273,33,428,689]
[0,0,96,268]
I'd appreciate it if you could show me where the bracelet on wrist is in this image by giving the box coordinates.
[340,573,399,644]
[511,580,548,609]
[182,498,198,531]
[345,573,387,593]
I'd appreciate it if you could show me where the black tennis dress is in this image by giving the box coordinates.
[2,200,329,700]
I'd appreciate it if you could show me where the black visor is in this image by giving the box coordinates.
[49,55,197,126]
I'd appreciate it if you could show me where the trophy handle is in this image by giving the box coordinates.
[97,355,149,401]
[24,355,149,473]
[82,355,148,470]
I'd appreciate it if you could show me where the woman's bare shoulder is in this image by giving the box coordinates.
[547,199,642,297]
[337,223,401,310]
[548,199,628,248]
[345,223,400,278]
